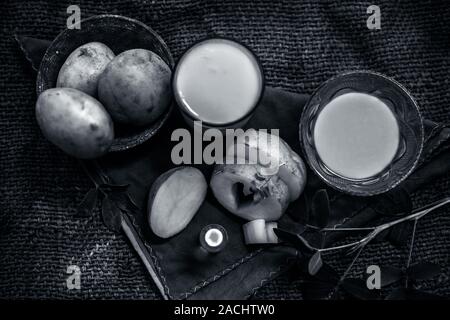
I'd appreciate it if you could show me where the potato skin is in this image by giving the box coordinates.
[36,88,114,159]
[57,42,115,97]
[148,166,207,238]
[98,49,172,126]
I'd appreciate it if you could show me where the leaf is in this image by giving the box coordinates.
[101,196,123,233]
[407,261,441,281]
[107,191,140,215]
[99,183,130,194]
[308,251,323,276]
[386,221,413,246]
[311,189,330,228]
[273,228,315,254]
[342,278,380,300]
[313,263,340,283]
[379,266,403,287]
[76,188,98,217]
[15,35,51,71]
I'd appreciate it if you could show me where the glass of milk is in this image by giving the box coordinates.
[300,71,424,196]
[172,38,264,129]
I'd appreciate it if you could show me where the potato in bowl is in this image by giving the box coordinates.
[36,14,174,155]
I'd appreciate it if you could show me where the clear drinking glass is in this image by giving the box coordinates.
[172,38,265,130]
[299,71,424,196]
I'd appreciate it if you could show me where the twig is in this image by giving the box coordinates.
[321,227,376,232]
[326,245,365,299]
[404,218,418,288]
[79,160,99,188]
[306,224,376,231]
[406,219,418,269]
[308,197,450,254]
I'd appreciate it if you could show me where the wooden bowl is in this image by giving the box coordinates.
[36,14,174,152]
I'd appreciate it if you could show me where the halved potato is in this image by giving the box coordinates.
[148,167,207,238]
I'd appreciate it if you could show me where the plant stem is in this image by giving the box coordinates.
[312,197,450,254]
[404,218,418,288]
[406,219,418,269]
[321,227,376,232]
[327,245,365,299]
[319,241,362,253]
[79,160,99,188]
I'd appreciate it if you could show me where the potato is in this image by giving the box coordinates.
[36,88,114,159]
[98,49,172,126]
[57,42,115,96]
[242,220,279,245]
[148,167,207,238]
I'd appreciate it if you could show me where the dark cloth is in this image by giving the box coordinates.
[91,86,449,299]
[1,1,449,299]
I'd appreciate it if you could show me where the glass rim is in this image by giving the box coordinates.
[172,37,265,128]
[299,71,424,196]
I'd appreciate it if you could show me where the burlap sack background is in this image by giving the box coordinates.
[0,0,448,299]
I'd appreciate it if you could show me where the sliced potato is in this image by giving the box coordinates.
[243,219,267,244]
[265,222,279,244]
[148,167,207,238]
[243,220,279,244]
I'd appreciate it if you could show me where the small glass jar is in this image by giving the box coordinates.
[199,224,228,253]
[299,71,424,196]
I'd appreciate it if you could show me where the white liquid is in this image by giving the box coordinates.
[174,39,263,124]
[313,92,400,180]
[204,228,223,247]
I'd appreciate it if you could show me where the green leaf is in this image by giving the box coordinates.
[308,251,323,276]
[407,261,441,281]
[101,196,123,233]
[76,188,98,217]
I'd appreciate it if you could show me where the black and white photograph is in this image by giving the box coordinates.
[0,0,449,311]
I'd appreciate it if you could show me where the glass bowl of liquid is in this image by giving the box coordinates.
[172,38,264,129]
[300,71,424,196]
